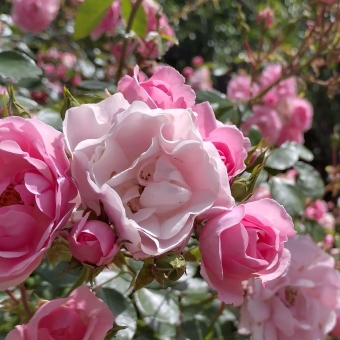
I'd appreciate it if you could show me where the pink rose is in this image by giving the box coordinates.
[11,0,60,33]
[256,8,274,29]
[64,94,233,259]
[187,66,213,91]
[68,212,119,266]
[200,198,296,306]
[227,75,259,102]
[137,0,175,58]
[117,65,196,109]
[239,235,340,340]
[194,102,250,179]
[192,56,204,68]
[61,52,77,69]
[241,105,282,144]
[260,64,296,106]
[277,124,304,145]
[0,117,77,290]
[182,66,194,78]
[6,286,114,340]
[91,1,121,40]
[305,199,328,221]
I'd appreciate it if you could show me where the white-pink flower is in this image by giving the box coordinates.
[64,94,233,259]
[239,235,340,340]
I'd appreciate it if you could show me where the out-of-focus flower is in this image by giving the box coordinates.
[11,0,60,33]
[256,8,274,29]
[227,75,259,102]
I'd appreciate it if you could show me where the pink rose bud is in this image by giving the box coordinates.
[192,56,204,68]
[256,8,274,29]
[11,0,60,34]
[68,213,119,266]
[182,66,194,78]
[5,286,114,340]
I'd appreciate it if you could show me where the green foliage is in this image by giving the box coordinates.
[121,0,147,38]
[74,0,114,40]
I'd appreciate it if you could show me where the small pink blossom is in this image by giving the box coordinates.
[256,8,274,29]
[68,213,119,266]
[227,75,259,102]
[6,286,114,340]
[200,198,296,306]
[187,66,213,91]
[192,56,204,68]
[11,0,60,33]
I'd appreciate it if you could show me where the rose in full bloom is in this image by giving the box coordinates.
[64,93,233,259]
[118,65,196,109]
[11,0,60,33]
[199,198,296,306]
[238,235,340,340]
[68,213,119,266]
[6,286,114,340]
[90,1,121,40]
[0,117,77,290]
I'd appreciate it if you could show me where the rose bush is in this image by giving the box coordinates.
[0,117,77,290]
[199,198,296,305]
[64,93,233,259]
[5,286,114,340]
[238,235,340,340]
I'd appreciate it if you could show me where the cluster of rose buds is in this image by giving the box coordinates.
[228,64,313,145]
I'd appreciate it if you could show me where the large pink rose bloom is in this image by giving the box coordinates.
[0,117,76,290]
[118,65,196,109]
[64,94,233,259]
[6,286,114,340]
[11,0,60,33]
[239,235,340,340]
[199,198,296,306]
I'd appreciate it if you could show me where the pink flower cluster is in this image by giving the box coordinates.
[304,199,335,230]
[239,235,340,340]
[228,64,313,145]
[63,64,295,304]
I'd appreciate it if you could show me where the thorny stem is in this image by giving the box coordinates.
[5,289,19,305]
[115,0,144,85]
[18,283,32,319]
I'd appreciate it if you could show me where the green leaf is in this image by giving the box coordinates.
[247,125,262,146]
[0,51,42,80]
[134,258,154,292]
[74,0,113,40]
[121,0,147,38]
[294,161,324,198]
[182,247,202,262]
[303,219,326,243]
[78,80,116,91]
[265,143,299,170]
[293,143,314,162]
[36,109,63,131]
[134,288,180,325]
[97,288,137,340]
[60,87,80,120]
[195,89,228,105]
[269,177,305,217]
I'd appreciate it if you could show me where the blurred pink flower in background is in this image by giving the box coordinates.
[239,235,340,340]
[227,75,259,102]
[256,8,274,29]
[11,0,60,33]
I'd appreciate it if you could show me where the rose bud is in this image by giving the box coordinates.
[68,213,119,266]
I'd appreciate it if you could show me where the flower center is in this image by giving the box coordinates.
[285,286,298,306]
[0,184,23,208]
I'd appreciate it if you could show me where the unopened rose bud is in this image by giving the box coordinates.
[68,212,119,266]
[192,56,204,68]
[256,8,274,29]
[154,252,186,281]
[182,66,194,78]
